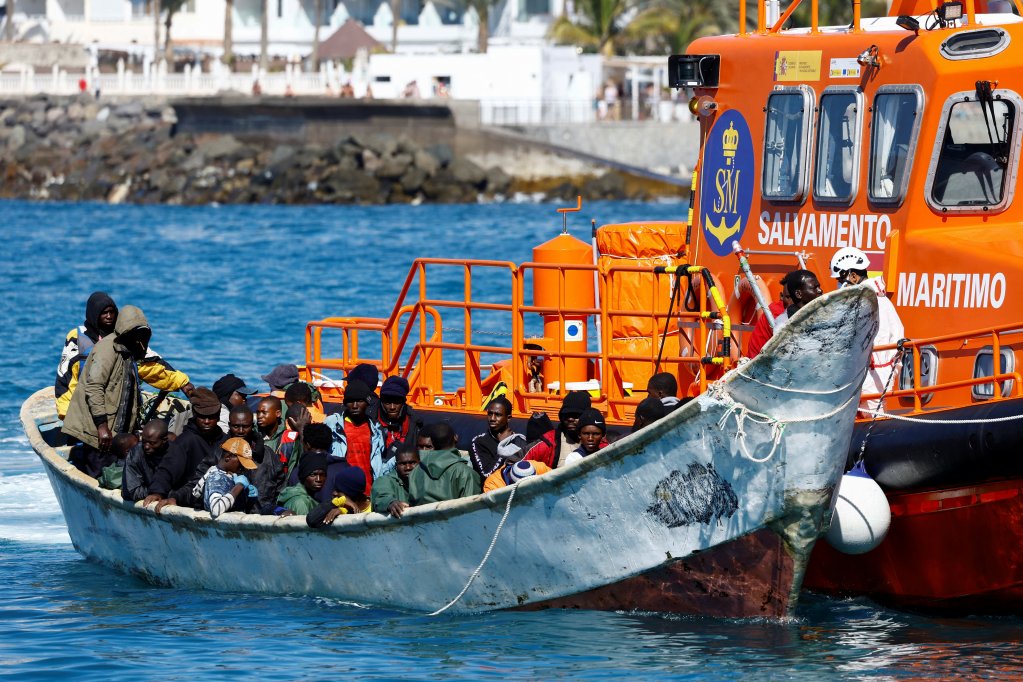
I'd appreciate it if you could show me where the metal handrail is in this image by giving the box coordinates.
[861,323,1023,413]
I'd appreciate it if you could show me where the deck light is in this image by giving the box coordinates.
[896,14,921,32]
[938,1,963,24]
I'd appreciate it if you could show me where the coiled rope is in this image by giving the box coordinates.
[428,481,520,616]
[708,382,860,464]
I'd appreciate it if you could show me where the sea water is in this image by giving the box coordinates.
[2,199,1021,680]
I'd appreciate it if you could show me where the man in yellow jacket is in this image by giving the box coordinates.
[55,292,192,419]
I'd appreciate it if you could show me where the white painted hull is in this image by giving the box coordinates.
[22,287,877,615]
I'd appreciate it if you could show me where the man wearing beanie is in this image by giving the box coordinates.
[276,449,329,516]
[369,376,421,466]
[523,390,592,469]
[307,464,371,527]
[469,396,525,482]
[321,379,386,497]
[144,386,227,513]
[564,408,609,465]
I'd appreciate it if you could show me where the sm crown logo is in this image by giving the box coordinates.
[722,121,739,165]
[699,111,753,256]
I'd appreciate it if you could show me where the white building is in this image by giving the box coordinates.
[3,0,564,58]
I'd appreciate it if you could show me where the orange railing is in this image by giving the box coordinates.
[861,322,1023,415]
[305,256,732,422]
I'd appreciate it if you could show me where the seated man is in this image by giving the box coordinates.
[646,373,680,411]
[123,419,170,502]
[143,387,226,513]
[632,396,667,433]
[193,437,260,519]
[225,404,284,514]
[307,465,371,528]
[256,396,286,455]
[284,381,323,423]
[371,376,420,466]
[564,408,609,465]
[277,450,328,516]
[408,423,481,506]
[745,273,794,359]
[347,363,380,404]
[485,459,550,492]
[278,403,312,479]
[262,364,299,400]
[323,380,386,497]
[212,373,256,431]
[98,432,138,490]
[371,445,420,518]
[524,391,591,469]
[469,396,525,482]
[416,428,435,452]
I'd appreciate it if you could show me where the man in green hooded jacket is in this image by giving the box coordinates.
[408,423,480,506]
[62,305,152,478]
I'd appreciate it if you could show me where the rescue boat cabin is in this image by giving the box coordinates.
[302,0,1023,438]
[677,0,1023,416]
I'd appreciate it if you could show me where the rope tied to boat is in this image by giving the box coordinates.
[428,480,520,616]
[709,381,860,464]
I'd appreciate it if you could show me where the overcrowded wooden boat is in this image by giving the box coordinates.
[23,286,876,617]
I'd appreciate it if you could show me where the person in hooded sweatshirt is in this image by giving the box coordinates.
[55,292,193,420]
[408,423,480,506]
[564,408,610,465]
[523,390,591,469]
[142,387,226,513]
[62,305,155,478]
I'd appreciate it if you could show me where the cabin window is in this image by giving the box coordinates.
[898,345,938,407]
[814,88,863,204]
[867,86,923,206]
[927,91,1021,212]
[762,86,814,202]
[972,346,1015,400]
[940,28,1010,61]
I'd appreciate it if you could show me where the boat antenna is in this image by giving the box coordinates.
[556,195,582,234]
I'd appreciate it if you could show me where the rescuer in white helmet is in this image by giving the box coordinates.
[829,247,906,415]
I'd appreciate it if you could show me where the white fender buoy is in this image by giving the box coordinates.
[825,466,891,554]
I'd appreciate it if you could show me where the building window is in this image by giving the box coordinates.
[927,91,1020,212]
[972,346,1015,400]
[867,86,923,206]
[762,86,814,202]
[813,88,863,205]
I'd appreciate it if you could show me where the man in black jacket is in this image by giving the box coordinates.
[122,419,170,502]
[143,387,225,513]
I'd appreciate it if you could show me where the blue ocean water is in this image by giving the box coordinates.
[2,199,1022,679]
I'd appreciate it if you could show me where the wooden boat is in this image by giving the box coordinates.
[671,0,1023,612]
[23,287,875,617]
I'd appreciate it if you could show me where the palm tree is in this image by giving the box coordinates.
[153,0,160,61]
[618,0,730,55]
[465,0,491,53]
[311,0,322,69]
[5,0,15,41]
[260,0,269,71]
[162,0,187,64]
[223,0,234,66]
[548,0,626,56]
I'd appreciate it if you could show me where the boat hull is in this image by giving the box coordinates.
[24,287,877,616]
[805,477,1023,613]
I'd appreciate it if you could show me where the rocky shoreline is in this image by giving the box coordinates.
[0,94,681,206]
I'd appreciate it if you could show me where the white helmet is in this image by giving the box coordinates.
[830,247,870,279]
